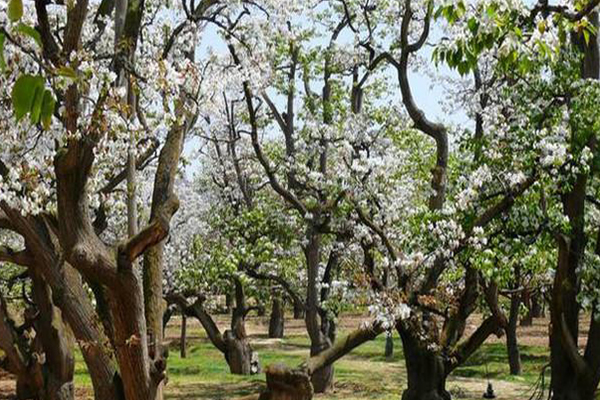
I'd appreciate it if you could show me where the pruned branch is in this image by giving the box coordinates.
[306,320,384,374]
[120,196,179,264]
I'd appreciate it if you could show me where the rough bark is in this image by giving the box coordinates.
[0,275,75,400]
[142,86,191,400]
[258,364,312,400]
[398,328,450,400]
[224,330,255,374]
[227,279,259,374]
[269,295,285,339]
[0,210,123,400]
[30,270,76,400]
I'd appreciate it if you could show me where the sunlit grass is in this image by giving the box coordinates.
[71,321,550,399]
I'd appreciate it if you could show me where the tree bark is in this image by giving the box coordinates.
[259,364,312,400]
[506,293,522,375]
[385,333,394,359]
[550,12,599,400]
[184,288,259,375]
[520,288,533,327]
[398,328,450,400]
[30,270,76,400]
[531,292,544,318]
[224,330,255,374]
[269,295,285,339]
[304,228,333,393]
[225,292,234,314]
[293,301,305,320]
[0,210,124,400]
[180,311,187,359]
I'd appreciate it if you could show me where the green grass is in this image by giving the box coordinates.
[453,343,549,386]
[71,328,551,399]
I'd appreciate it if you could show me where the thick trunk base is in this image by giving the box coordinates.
[551,379,596,400]
[269,299,285,339]
[506,330,521,375]
[310,364,333,394]
[224,331,260,375]
[16,377,74,400]
[293,304,305,320]
[258,364,312,400]
[399,329,450,400]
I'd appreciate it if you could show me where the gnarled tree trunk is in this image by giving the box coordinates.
[550,13,600,400]
[269,295,285,339]
[30,270,76,400]
[398,327,450,400]
[304,229,333,393]
[0,210,124,400]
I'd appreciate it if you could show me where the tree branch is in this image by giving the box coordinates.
[120,195,179,264]
[0,247,32,267]
[306,320,384,374]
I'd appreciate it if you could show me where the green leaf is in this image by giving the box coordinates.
[467,18,479,34]
[11,74,44,121]
[8,0,23,22]
[583,29,590,45]
[55,66,77,79]
[40,90,55,130]
[15,23,42,47]
[0,33,6,72]
[29,85,44,124]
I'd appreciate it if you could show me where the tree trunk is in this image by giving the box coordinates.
[226,279,259,374]
[520,288,533,327]
[180,311,187,359]
[550,13,599,400]
[259,364,312,400]
[0,210,124,400]
[269,296,285,339]
[108,271,160,400]
[531,293,544,319]
[225,292,233,314]
[304,228,333,393]
[30,271,76,400]
[46,264,124,400]
[293,302,305,320]
[506,293,521,375]
[224,330,256,374]
[309,362,333,394]
[257,305,266,317]
[398,328,450,400]
[385,332,394,359]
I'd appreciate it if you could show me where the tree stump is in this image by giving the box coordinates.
[258,364,313,400]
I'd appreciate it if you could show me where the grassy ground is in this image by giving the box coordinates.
[65,314,552,400]
[0,313,571,399]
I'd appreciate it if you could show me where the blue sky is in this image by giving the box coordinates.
[184,12,470,176]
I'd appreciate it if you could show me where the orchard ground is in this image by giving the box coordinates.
[0,313,594,400]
